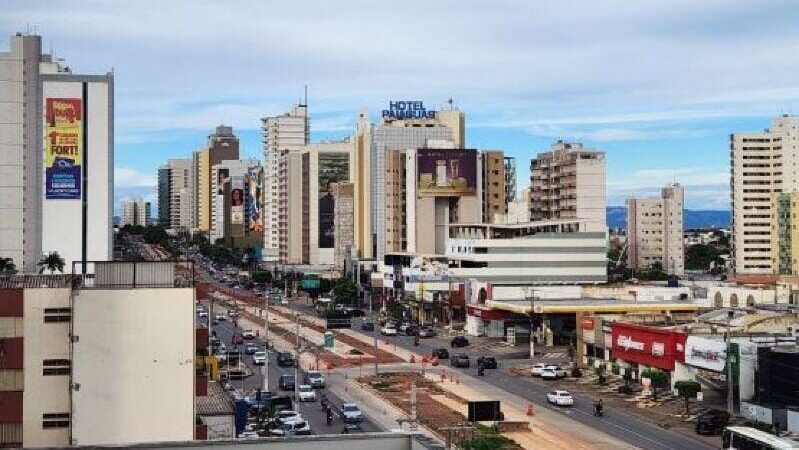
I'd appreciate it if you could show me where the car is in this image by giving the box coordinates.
[476,356,498,369]
[245,343,259,355]
[418,326,437,338]
[233,335,244,345]
[695,409,730,435]
[270,420,311,436]
[227,309,238,317]
[196,305,204,313]
[530,363,547,377]
[380,325,398,336]
[281,298,289,306]
[278,374,296,390]
[450,354,471,368]
[540,365,567,380]
[253,351,267,365]
[451,336,470,348]
[242,329,255,339]
[398,322,412,332]
[405,325,419,336]
[360,322,375,332]
[277,352,295,367]
[298,385,316,402]
[214,314,226,322]
[215,351,228,364]
[431,348,449,359]
[341,403,363,423]
[304,371,325,388]
[546,390,574,406]
[276,410,304,425]
[198,311,208,319]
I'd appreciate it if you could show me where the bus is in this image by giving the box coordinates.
[722,426,799,450]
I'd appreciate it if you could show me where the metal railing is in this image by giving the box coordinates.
[72,260,195,289]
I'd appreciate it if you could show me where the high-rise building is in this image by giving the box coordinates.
[770,192,799,275]
[371,103,463,260]
[210,158,262,248]
[529,140,606,231]
[504,156,517,204]
[262,104,309,262]
[332,182,355,273]
[481,150,507,223]
[158,159,194,230]
[193,125,239,233]
[731,115,799,276]
[120,197,150,227]
[0,33,114,272]
[157,166,171,227]
[626,183,685,276]
[352,110,373,261]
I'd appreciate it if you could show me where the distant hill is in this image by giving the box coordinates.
[607,207,730,230]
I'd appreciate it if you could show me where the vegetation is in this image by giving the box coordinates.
[332,277,358,304]
[255,404,279,436]
[0,257,17,275]
[459,426,519,450]
[674,380,702,415]
[37,252,65,274]
[251,271,272,284]
[641,369,669,398]
[686,244,726,272]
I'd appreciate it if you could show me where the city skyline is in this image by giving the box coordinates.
[3,1,799,213]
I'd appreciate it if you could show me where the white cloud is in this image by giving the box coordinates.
[115,167,156,188]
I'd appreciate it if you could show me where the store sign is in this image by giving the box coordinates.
[617,335,645,351]
[45,98,83,199]
[580,316,595,330]
[684,336,727,372]
[611,323,686,371]
[382,100,436,120]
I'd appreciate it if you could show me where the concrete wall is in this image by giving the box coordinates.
[201,414,234,440]
[71,288,195,446]
[112,432,422,450]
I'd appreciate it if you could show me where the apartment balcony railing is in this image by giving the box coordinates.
[72,261,196,289]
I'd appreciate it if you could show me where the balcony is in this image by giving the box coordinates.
[72,261,196,289]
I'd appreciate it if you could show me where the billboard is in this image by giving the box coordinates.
[416,149,477,197]
[45,98,83,199]
[246,168,263,233]
[318,153,349,248]
[231,177,244,225]
[467,401,501,422]
[684,336,727,372]
[216,168,230,195]
[611,323,686,371]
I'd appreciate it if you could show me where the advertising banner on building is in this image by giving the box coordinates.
[684,336,727,372]
[45,98,82,199]
[246,168,263,233]
[318,153,350,248]
[611,323,686,371]
[416,149,477,197]
[231,178,245,225]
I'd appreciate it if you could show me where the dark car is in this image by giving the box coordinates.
[450,354,470,368]
[360,322,375,332]
[277,352,296,367]
[476,356,498,369]
[695,409,730,435]
[451,336,470,348]
[232,335,244,345]
[405,325,419,336]
[278,374,296,391]
[432,348,449,359]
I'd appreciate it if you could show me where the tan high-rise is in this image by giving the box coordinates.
[194,125,239,232]
[626,183,685,276]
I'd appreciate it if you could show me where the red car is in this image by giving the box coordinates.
[233,335,244,345]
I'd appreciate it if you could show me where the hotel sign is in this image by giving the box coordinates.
[382,101,436,120]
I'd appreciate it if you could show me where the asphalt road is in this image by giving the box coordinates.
[199,311,381,436]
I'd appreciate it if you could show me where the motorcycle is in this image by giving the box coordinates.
[593,405,604,417]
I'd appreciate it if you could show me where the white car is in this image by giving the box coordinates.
[271,420,311,436]
[298,384,316,402]
[276,410,304,426]
[198,311,208,319]
[214,314,226,322]
[341,403,363,423]
[547,390,574,406]
[253,351,267,365]
[541,365,567,380]
[380,326,398,336]
[530,363,547,377]
[242,329,255,339]
[281,298,289,306]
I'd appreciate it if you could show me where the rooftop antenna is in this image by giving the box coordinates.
[304,84,308,107]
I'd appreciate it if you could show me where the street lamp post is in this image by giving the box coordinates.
[262,289,270,392]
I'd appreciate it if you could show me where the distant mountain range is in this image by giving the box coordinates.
[607,206,730,230]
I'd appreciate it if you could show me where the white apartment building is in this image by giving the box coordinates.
[0,33,113,272]
[159,159,194,230]
[529,141,606,232]
[626,183,685,276]
[120,197,151,227]
[261,104,309,262]
[731,115,799,275]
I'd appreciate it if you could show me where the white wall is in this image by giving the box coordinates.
[71,288,195,446]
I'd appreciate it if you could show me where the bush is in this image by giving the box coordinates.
[611,364,620,375]
[641,369,669,398]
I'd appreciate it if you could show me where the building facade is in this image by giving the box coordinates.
[731,115,799,275]
[770,192,799,275]
[120,197,150,227]
[504,156,517,204]
[194,125,239,233]
[261,104,309,262]
[530,141,606,232]
[481,150,507,223]
[210,159,262,249]
[626,183,685,276]
[159,159,194,231]
[0,33,114,272]
[332,182,355,273]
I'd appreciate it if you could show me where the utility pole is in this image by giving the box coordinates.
[374,327,379,376]
[294,304,301,402]
[526,287,536,358]
[262,289,270,392]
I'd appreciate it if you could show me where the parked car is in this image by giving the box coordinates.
[233,335,244,345]
[214,314,226,323]
[275,410,304,425]
[242,329,255,339]
[198,311,208,319]
[451,336,470,348]
[245,343,259,355]
[271,420,311,436]
[405,325,419,336]
[450,354,471,368]
[297,385,316,402]
[227,309,238,317]
[277,352,296,367]
[546,390,574,406]
[341,403,363,423]
[304,371,325,388]
[530,363,547,377]
[253,351,267,365]
[361,322,375,332]
[418,326,437,338]
[380,325,398,336]
[695,409,730,435]
[540,365,567,380]
[431,348,449,359]
[476,356,498,369]
[278,374,296,390]
[398,322,412,332]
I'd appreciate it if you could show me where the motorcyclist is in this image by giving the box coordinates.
[593,398,604,416]
[477,361,485,377]
[326,409,333,426]
[414,335,420,346]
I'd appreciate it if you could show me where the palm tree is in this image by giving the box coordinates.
[0,257,17,275]
[38,252,65,274]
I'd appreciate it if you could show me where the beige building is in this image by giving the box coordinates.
[626,183,685,276]
[353,110,373,260]
[159,158,195,230]
[193,126,239,232]
[731,115,799,275]
[481,150,508,222]
[332,182,355,273]
[120,197,150,227]
[530,140,606,232]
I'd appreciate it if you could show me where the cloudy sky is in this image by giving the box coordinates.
[3,0,799,212]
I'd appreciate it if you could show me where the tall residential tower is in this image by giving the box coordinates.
[626,183,685,276]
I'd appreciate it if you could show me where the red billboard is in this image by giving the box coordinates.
[611,323,686,371]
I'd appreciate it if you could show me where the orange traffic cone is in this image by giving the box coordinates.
[526,404,535,416]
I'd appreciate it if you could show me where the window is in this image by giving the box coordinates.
[43,308,71,323]
[42,359,71,376]
[42,413,70,429]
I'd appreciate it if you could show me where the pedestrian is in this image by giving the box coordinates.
[326,410,333,426]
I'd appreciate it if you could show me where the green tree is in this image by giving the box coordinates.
[142,225,170,246]
[252,271,271,284]
[674,380,702,415]
[256,403,280,436]
[37,252,65,274]
[332,277,358,305]
[641,369,669,399]
[686,244,725,271]
[0,257,17,275]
